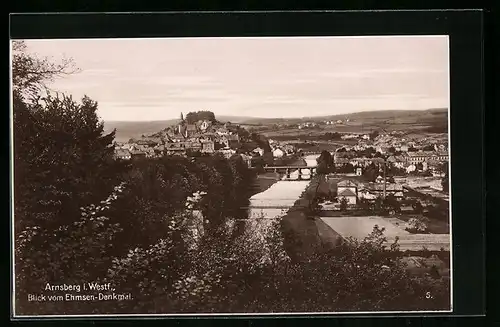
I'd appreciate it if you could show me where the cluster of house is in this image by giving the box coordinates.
[324,119,349,125]
[329,177,448,208]
[114,113,248,163]
[373,133,448,152]
[297,122,319,129]
[267,139,297,158]
[297,119,350,129]
[113,112,302,167]
[334,135,449,176]
[330,178,404,205]
[341,133,371,140]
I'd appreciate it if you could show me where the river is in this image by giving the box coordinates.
[248,154,319,219]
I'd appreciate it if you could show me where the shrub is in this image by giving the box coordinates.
[405,217,428,233]
[339,197,349,212]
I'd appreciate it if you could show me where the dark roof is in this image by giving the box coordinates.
[407,151,435,157]
[338,189,357,197]
[115,149,130,156]
[337,180,358,187]
[136,139,158,145]
[362,183,403,191]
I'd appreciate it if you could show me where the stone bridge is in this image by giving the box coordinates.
[263,165,317,180]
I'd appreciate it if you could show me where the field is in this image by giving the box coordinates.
[395,215,450,234]
[319,216,450,251]
[320,216,409,240]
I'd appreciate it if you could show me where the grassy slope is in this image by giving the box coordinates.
[280,176,342,261]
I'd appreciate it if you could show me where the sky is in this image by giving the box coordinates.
[19,36,449,121]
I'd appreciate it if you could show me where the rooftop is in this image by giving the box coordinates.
[338,188,357,197]
[360,183,403,191]
[115,149,130,156]
[337,179,358,187]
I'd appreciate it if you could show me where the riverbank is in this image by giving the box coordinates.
[248,172,281,197]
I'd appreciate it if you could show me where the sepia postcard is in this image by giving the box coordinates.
[11,35,452,317]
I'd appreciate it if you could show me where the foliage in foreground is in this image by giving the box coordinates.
[16,183,450,314]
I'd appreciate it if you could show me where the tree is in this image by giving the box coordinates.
[12,43,122,230]
[339,197,349,212]
[316,150,335,173]
[369,130,379,140]
[12,40,80,101]
[363,163,379,182]
[14,94,124,230]
[250,132,271,153]
[423,145,435,151]
[441,170,449,193]
[412,201,424,214]
[373,196,385,214]
[408,147,418,152]
[358,198,371,212]
[438,162,447,175]
[405,217,428,233]
[363,147,376,157]
[236,126,250,141]
[338,163,355,174]
[383,194,401,214]
[314,150,335,200]
[185,111,217,124]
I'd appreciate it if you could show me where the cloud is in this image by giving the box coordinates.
[22,36,449,121]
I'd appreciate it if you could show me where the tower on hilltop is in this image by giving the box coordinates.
[178,112,186,135]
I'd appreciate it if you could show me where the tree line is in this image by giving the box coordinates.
[185,110,217,124]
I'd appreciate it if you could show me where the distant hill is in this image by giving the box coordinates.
[104,108,448,142]
[215,115,262,124]
[238,108,448,125]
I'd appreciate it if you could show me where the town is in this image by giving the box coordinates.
[13,37,452,315]
[112,110,450,254]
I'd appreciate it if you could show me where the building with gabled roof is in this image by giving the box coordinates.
[337,180,358,188]
[338,188,357,203]
[358,182,404,199]
[337,179,358,205]
[114,148,131,160]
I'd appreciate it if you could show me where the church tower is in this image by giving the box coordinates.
[178,112,185,135]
